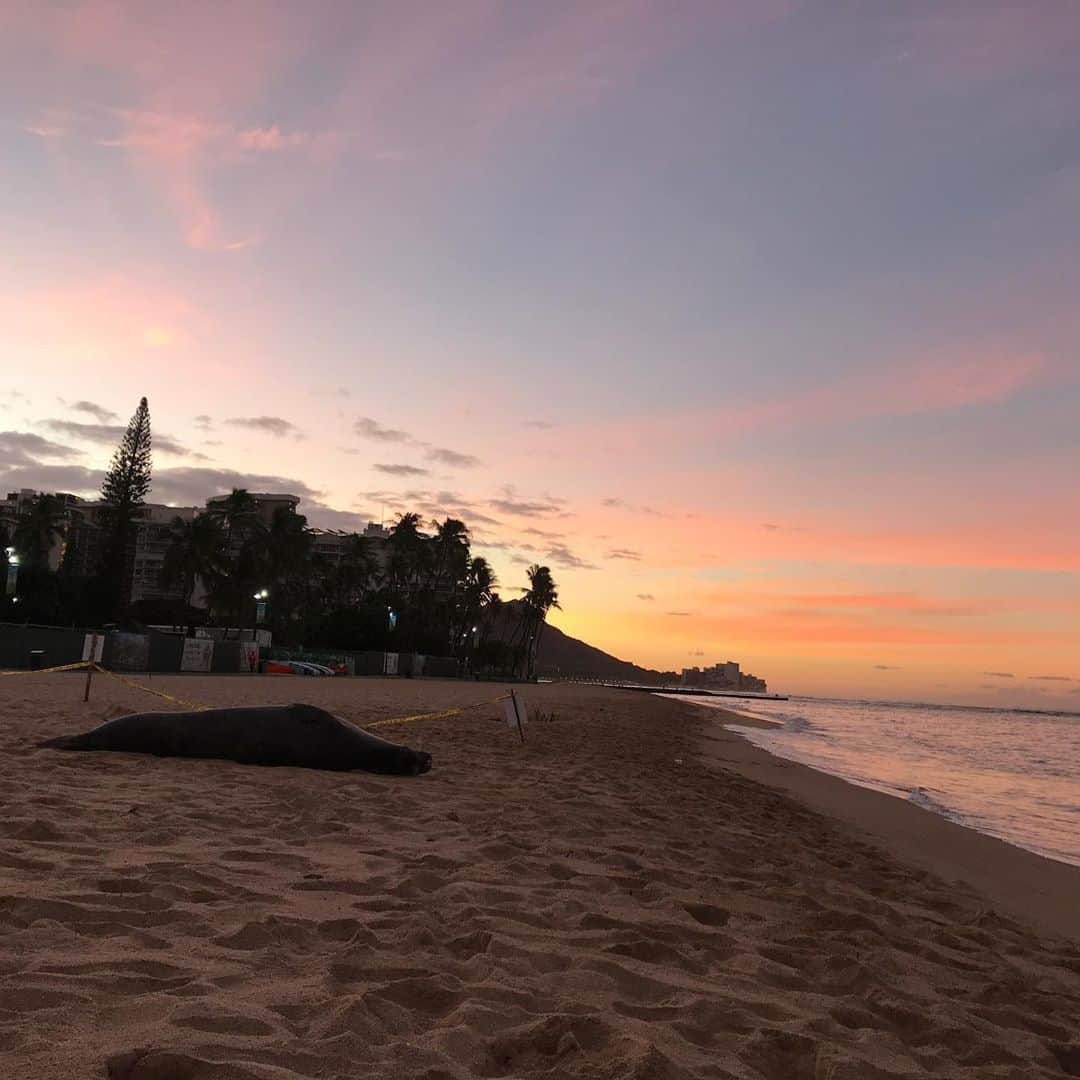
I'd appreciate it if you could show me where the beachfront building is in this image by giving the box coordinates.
[310,530,351,564]
[205,492,300,530]
[6,484,397,610]
[310,522,391,568]
[1,489,87,572]
[7,491,202,605]
[681,660,767,693]
[58,498,105,579]
[130,503,200,606]
[0,490,33,539]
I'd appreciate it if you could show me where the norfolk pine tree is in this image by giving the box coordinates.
[99,397,153,616]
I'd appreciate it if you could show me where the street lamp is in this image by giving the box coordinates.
[4,547,19,598]
[254,588,269,624]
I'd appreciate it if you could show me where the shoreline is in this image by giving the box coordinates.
[693,702,1080,942]
[722,713,1076,868]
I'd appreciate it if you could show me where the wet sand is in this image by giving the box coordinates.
[1,674,1078,1078]
[700,705,1080,942]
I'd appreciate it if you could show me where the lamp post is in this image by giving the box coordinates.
[254,588,269,625]
[4,547,18,598]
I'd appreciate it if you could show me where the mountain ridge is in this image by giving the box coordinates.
[535,618,673,684]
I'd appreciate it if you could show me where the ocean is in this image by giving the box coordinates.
[675,694,1080,867]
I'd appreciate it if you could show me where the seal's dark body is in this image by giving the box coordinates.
[40,703,432,776]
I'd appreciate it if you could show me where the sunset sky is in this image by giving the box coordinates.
[2,2,1079,707]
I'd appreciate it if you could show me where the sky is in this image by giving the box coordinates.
[2,1,1079,708]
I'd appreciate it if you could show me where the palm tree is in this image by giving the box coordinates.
[465,556,496,608]
[457,555,497,661]
[207,489,264,624]
[263,507,312,577]
[520,564,560,679]
[159,513,228,614]
[13,493,68,570]
[260,506,314,638]
[386,512,426,593]
[335,533,379,605]
[209,488,260,547]
[429,517,470,594]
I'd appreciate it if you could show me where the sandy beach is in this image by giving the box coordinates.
[1,674,1079,1079]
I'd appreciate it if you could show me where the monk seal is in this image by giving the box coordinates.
[40,703,432,776]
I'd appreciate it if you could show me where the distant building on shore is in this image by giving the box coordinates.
[681,659,767,693]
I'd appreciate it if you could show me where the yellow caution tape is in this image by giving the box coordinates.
[87,674,508,726]
[367,693,512,729]
[1,660,92,677]
[90,664,210,711]
[3,658,509,728]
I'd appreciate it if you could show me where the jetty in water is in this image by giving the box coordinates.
[572,681,789,702]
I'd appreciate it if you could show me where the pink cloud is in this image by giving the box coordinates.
[722,349,1045,435]
[94,112,313,156]
[581,499,1080,575]
[640,610,1075,649]
[552,346,1048,469]
[10,3,317,249]
[879,350,1045,412]
[24,118,69,139]
[901,6,1080,84]
[235,126,310,152]
[711,590,988,618]
[324,1,793,163]
[15,1,309,114]
[89,109,316,250]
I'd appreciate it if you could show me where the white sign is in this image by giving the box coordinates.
[241,641,260,672]
[504,694,528,740]
[181,638,214,672]
[81,634,104,662]
[384,652,399,675]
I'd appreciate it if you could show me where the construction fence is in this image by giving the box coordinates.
[0,622,461,679]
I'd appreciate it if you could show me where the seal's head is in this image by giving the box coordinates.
[403,748,433,776]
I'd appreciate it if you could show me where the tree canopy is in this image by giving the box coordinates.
[4,467,560,678]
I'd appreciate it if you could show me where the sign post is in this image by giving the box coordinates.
[505,690,528,744]
[83,634,99,702]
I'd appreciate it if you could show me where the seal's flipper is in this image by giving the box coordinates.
[39,735,81,750]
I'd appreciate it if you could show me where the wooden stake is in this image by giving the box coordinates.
[510,689,526,744]
[83,634,98,702]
